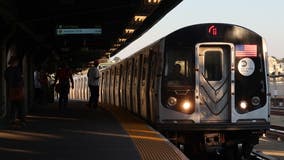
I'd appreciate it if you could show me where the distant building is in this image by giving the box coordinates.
[277,62,284,75]
[268,56,278,74]
[268,56,284,106]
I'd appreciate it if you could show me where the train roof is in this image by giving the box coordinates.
[113,23,264,61]
[165,23,262,39]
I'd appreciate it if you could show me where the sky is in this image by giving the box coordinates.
[112,0,284,60]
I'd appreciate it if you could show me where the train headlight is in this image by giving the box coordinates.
[239,101,248,110]
[167,97,177,106]
[182,101,191,110]
[251,96,260,106]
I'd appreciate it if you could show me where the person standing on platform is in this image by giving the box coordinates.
[34,66,42,106]
[4,56,26,126]
[54,62,74,112]
[87,60,100,109]
[39,68,48,105]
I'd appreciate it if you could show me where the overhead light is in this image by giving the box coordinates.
[125,28,135,34]
[118,38,127,42]
[109,48,116,51]
[113,44,121,47]
[134,15,147,22]
[146,0,161,4]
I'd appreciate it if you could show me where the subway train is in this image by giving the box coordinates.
[76,23,270,159]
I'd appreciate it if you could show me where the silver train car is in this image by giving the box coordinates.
[98,23,270,159]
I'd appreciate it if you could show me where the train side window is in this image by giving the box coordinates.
[204,51,222,81]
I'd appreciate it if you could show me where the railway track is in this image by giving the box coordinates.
[270,125,284,131]
[253,125,284,160]
[271,107,284,115]
[251,150,278,160]
[267,125,284,142]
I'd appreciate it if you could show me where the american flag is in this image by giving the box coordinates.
[235,44,257,57]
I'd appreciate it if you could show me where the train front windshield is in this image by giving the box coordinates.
[164,48,195,86]
[162,44,195,113]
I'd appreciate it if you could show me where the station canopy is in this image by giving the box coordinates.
[0,0,182,71]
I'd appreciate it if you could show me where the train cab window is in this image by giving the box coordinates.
[204,51,222,81]
[168,61,187,81]
[164,49,194,86]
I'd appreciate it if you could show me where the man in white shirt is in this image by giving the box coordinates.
[87,60,100,109]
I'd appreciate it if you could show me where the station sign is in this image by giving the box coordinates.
[56,25,102,35]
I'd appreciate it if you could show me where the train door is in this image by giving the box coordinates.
[100,72,105,104]
[119,64,125,108]
[114,66,120,107]
[132,56,139,114]
[110,67,115,105]
[126,59,133,112]
[136,54,143,114]
[106,70,110,104]
[125,60,129,110]
[196,43,234,122]
[123,62,128,109]
[149,48,159,122]
[118,64,123,107]
[140,51,149,119]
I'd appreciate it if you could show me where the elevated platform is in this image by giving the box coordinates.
[0,101,188,160]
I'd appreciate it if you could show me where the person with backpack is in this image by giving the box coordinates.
[54,62,74,112]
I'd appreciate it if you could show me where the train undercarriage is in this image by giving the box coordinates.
[160,126,266,160]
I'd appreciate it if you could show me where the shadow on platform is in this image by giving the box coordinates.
[0,100,140,160]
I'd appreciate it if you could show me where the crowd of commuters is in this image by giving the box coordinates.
[4,55,101,128]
